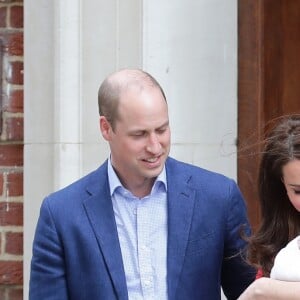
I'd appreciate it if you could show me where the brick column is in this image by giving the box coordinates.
[0,0,23,299]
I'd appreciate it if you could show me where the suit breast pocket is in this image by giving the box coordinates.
[185,231,216,257]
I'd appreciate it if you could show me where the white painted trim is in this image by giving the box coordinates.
[53,0,82,189]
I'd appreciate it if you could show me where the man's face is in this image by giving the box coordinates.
[101,86,171,191]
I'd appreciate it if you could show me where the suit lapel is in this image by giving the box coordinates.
[166,159,196,299]
[83,166,128,300]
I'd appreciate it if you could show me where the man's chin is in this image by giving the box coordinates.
[143,166,163,179]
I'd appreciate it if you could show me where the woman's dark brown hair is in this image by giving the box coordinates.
[246,114,300,276]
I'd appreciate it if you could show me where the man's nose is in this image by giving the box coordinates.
[146,133,161,153]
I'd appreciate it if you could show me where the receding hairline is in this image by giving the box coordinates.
[105,68,166,97]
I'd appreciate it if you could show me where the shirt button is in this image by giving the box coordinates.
[144,280,151,286]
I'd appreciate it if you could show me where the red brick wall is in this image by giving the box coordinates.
[0,0,24,299]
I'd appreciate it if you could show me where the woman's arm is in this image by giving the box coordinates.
[238,277,300,300]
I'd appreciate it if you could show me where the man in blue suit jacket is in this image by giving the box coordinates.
[30,69,255,299]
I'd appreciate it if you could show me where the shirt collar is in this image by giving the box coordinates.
[107,156,167,197]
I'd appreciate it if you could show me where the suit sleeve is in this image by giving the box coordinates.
[29,197,69,300]
[221,180,256,300]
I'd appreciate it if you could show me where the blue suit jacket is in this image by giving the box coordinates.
[29,157,255,300]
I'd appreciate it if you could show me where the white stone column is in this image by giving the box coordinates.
[53,0,82,189]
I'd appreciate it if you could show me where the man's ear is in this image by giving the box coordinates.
[99,116,112,141]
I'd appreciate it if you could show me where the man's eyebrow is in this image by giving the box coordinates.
[128,120,169,133]
[158,120,169,128]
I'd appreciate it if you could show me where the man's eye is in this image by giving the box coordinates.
[294,190,300,195]
[132,132,144,137]
[157,128,167,134]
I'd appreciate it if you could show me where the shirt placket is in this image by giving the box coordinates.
[136,201,155,300]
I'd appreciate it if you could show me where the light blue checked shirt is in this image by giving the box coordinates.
[108,159,168,300]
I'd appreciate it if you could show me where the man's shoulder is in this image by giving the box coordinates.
[166,157,237,195]
[166,157,230,181]
[166,157,243,208]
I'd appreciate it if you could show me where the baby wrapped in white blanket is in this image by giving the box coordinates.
[270,235,300,281]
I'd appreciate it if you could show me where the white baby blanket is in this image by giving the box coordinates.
[270,235,300,281]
